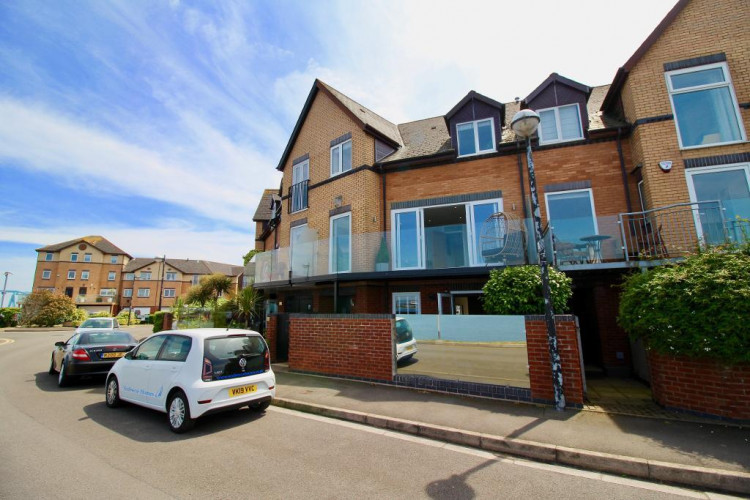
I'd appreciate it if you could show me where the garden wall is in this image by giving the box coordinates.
[648,352,750,420]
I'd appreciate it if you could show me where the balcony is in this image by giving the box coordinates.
[288,180,309,213]
[253,201,746,285]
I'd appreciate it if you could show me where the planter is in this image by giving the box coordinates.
[647,351,750,420]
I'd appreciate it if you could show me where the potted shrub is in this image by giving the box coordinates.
[618,246,750,419]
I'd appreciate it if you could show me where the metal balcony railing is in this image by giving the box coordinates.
[288,180,309,213]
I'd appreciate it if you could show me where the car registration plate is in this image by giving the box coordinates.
[405,345,415,352]
[228,384,257,398]
[101,352,126,359]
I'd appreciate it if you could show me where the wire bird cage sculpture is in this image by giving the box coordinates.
[479,212,525,265]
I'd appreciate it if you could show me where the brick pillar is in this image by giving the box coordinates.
[526,315,585,406]
[266,315,278,362]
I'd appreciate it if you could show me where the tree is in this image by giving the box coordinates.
[243,249,260,266]
[20,291,78,327]
[230,286,263,328]
[618,246,750,363]
[482,266,572,315]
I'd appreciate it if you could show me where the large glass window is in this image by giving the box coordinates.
[139,271,151,280]
[84,253,92,262]
[123,288,133,298]
[45,253,53,261]
[666,63,745,149]
[291,160,309,213]
[42,270,51,279]
[329,213,351,273]
[70,253,78,262]
[545,189,598,245]
[165,272,177,281]
[393,292,421,314]
[457,119,495,157]
[81,270,90,281]
[331,140,352,176]
[67,270,76,280]
[687,164,750,244]
[392,198,502,270]
[137,288,150,298]
[538,104,583,144]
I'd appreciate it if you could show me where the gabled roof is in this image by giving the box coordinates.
[36,235,131,257]
[276,80,402,171]
[253,188,280,222]
[445,90,505,121]
[601,0,691,111]
[523,73,590,105]
[123,258,243,277]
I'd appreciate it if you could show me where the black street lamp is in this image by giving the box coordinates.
[510,109,566,411]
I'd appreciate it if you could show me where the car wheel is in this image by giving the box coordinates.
[167,391,194,433]
[57,360,70,387]
[48,355,56,375]
[249,400,271,412]
[105,376,121,408]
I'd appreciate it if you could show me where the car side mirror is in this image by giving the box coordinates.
[124,351,134,360]
[54,341,65,347]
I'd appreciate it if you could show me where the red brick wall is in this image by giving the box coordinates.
[526,316,584,405]
[288,314,394,381]
[266,315,278,362]
[648,352,750,420]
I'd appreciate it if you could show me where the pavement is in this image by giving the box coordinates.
[271,364,750,496]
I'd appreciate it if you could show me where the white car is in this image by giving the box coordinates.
[105,328,275,433]
[76,317,120,333]
[395,317,418,362]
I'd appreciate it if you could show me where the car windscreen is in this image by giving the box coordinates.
[203,335,267,381]
[395,319,414,343]
[80,319,114,329]
[78,332,136,345]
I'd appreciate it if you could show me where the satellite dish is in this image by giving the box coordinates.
[479,212,524,264]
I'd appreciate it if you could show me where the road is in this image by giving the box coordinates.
[0,329,721,499]
[399,342,530,387]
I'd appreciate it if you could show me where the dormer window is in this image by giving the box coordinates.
[457,119,495,157]
[538,104,583,144]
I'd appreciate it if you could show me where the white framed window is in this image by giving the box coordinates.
[70,252,78,262]
[192,275,201,285]
[110,256,117,264]
[67,270,76,280]
[544,188,599,244]
[84,253,92,262]
[456,119,496,157]
[42,270,51,280]
[123,288,133,298]
[393,292,421,314]
[391,198,503,271]
[330,140,352,176]
[108,271,116,281]
[124,273,134,281]
[329,213,351,273]
[685,163,750,244]
[538,104,583,144]
[139,271,151,280]
[137,288,151,298]
[291,160,309,213]
[100,288,116,297]
[163,288,176,298]
[165,272,177,281]
[45,252,53,261]
[81,270,90,281]
[666,62,745,149]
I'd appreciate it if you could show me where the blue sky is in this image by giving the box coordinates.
[0,0,677,292]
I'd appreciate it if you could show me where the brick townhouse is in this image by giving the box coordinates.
[33,236,244,316]
[253,0,749,378]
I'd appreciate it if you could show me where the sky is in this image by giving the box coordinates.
[0,0,678,292]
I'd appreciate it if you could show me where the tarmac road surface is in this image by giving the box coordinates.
[0,329,728,499]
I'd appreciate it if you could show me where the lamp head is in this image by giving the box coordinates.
[510,109,541,139]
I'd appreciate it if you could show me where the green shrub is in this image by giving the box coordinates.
[0,308,21,327]
[618,247,750,363]
[91,311,111,318]
[152,311,165,333]
[70,308,88,326]
[20,291,78,327]
[482,265,572,315]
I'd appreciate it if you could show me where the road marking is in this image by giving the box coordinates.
[0,338,15,347]
[270,406,719,499]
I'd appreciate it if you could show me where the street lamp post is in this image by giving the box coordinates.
[1,272,11,309]
[510,109,566,411]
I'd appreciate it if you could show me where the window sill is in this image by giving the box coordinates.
[678,139,747,151]
[539,137,584,146]
[290,208,308,215]
[457,149,497,159]
[330,169,353,178]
